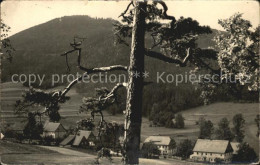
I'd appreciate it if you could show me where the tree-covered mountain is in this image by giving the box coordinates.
[2,15,218,87]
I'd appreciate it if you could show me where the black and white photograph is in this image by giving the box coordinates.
[0,0,259,164]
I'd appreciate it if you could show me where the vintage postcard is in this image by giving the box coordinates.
[0,0,259,164]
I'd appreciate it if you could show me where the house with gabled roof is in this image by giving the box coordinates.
[42,122,66,139]
[190,139,233,163]
[144,136,174,156]
[60,130,96,148]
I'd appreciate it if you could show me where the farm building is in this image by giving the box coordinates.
[190,139,233,163]
[42,122,66,139]
[144,136,174,156]
[60,130,96,148]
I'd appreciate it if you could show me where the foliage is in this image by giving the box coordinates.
[214,13,259,91]
[215,117,234,141]
[198,117,214,139]
[232,142,257,163]
[174,114,185,129]
[23,112,43,140]
[147,84,203,127]
[76,118,95,131]
[15,87,69,122]
[2,125,16,138]
[232,113,245,142]
[141,142,160,158]
[0,20,15,62]
[175,139,194,159]
[99,122,124,150]
[95,148,112,164]
[43,136,55,146]
[168,138,177,150]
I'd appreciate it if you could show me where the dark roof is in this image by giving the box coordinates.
[193,139,234,154]
[60,135,75,146]
[44,122,66,132]
[72,130,94,146]
[144,136,171,146]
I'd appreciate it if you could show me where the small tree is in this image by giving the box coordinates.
[76,118,95,131]
[141,142,160,159]
[232,142,257,163]
[23,112,43,142]
[198,117,214,139]
[174,114,185,129]
[168,138,176,154]
[215,13,259,92]
[176,139,193,159]
[232,113,245,142]
[215,117,234,141]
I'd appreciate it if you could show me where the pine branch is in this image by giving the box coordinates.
[155,1,176,22]
[145,48,191,67]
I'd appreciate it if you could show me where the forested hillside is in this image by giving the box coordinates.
[2,15,217,87]
[2,16,257,126]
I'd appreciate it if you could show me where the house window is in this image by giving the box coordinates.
[220,154,222,156]
[210,153,212,156]
[206,153,207,155]
[197,152,198,154]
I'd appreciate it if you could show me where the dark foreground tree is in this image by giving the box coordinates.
[232,114,245,142]
[215,118,234,141]
[23,112,43,142]
[176,139,194,159]
[141,142,160,159]
[232,142,257,163]
[168,138,177,154]
[174,114,185,129]
[198,117,214,139]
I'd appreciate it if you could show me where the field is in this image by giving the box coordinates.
[1,82,259,154]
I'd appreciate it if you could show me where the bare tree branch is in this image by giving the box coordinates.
[145,48,191,67]
[155,1,176,22]
[101,82,128,102]
[119,1,134,19]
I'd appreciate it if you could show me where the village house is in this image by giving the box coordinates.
[60,130,96,148]
[190,139,234,163]
[42,122,66,139]
[144,136,174,156]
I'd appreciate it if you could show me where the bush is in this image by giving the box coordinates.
[176,139,194,159]
[174,114,185,129]
[43,136,54,146]
[232,142,258,163]
[141,142,160,159]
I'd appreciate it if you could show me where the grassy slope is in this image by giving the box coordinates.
[1,82,259,153]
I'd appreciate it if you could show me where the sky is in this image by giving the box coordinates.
[1,0,259,36]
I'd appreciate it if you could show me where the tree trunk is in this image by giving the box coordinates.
[123,1,146,164]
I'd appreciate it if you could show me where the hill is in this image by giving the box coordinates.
[2,15,218,88]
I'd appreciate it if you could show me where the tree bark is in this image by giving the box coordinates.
[123,1,146,164]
